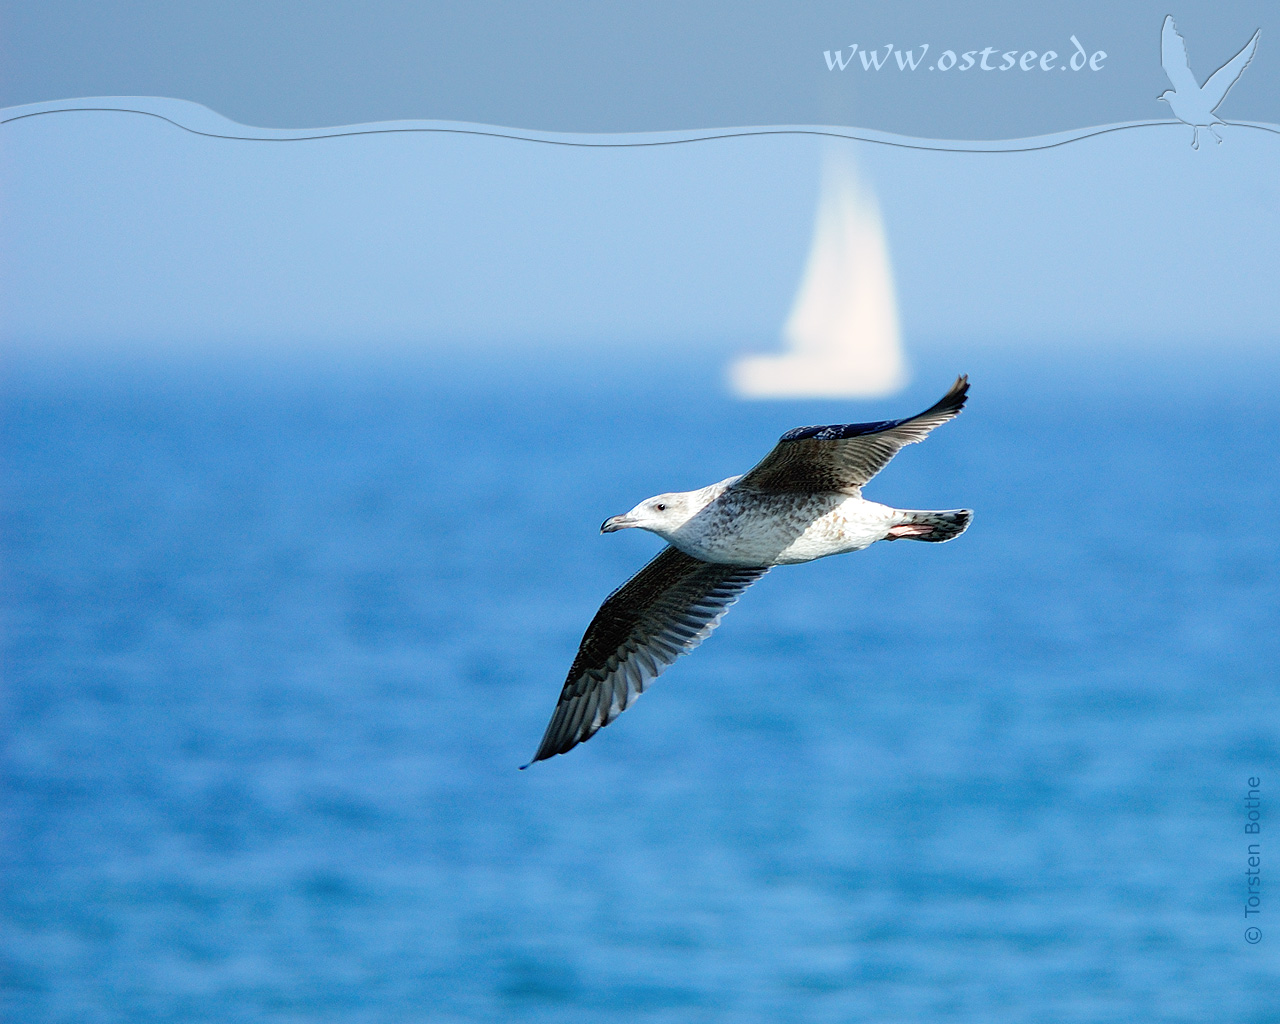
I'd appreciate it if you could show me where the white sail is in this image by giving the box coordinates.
[731,153,907,398]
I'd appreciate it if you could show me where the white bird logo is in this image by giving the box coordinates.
[1158,15,1260,149]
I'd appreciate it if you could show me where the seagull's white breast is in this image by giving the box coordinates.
[670,489,898,566]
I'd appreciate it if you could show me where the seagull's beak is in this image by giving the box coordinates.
[600,514,637,534]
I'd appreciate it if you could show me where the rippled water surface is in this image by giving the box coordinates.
[4,347,1278,1022]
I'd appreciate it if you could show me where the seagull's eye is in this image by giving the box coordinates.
[655,503,667,512]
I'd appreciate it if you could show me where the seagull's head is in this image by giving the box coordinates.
[601,491,696,539]
[1157,90,1173,103]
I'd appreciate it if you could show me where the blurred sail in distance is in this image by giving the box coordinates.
[731,153,907,398]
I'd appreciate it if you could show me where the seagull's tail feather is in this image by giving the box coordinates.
[886,508,973,543]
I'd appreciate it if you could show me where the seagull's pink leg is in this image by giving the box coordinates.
[886,523,935,540]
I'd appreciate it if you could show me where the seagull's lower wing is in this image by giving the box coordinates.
[737,375,968,495]
[524,546,768,766]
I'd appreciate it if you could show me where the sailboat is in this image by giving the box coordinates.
[731,152,907,398]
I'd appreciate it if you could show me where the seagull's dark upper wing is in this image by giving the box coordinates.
[737,375,969,495]
[524,546,768,766]
[1161,16,1199,94]
[1202,28,1260,111]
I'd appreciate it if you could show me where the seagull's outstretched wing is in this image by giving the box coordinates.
[1202,28,1260,112]
[738,375,969,495]
[524,547,768,766]
[1161,16,1199,94]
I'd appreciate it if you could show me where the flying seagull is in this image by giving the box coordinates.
[1159,15,1260,149]
[523,375,973,767]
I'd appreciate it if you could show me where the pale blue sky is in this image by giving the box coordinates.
[2,108,1277,358]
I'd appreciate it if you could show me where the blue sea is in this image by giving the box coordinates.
[3,344,1278,1022]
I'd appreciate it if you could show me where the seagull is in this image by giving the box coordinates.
[1158,15,1260,149]
[522,375,973,767]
